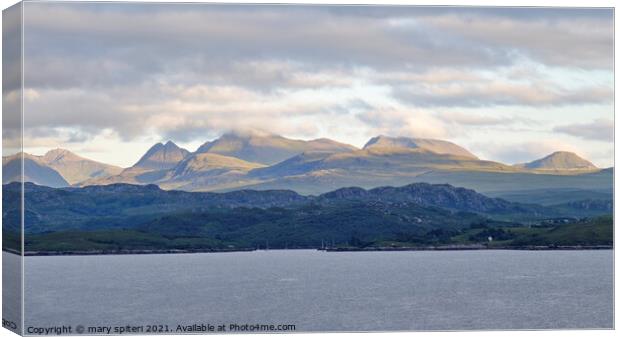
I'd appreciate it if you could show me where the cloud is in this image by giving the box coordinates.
[18,81,361,144]
[22,4,612,94]
[356,107,448,139]
[436,111,534,127]
[553,119,614,142]
[417,12,613,69]
[10,2,613,169]
[393,79,612,108]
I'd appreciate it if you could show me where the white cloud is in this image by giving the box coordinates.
[357,107,448,139]
[436,111,533,127]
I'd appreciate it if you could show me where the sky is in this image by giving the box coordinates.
[4,3,614,167]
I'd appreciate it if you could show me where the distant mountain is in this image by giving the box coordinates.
[2,149,122,186]
[2,153,69,187]
[515,151,597,171]
[246,145,513,194]
[133,141,190,170]
[196,131,357,165]
[40,149,123,184]
[363,136,478,159]
[251,146,507,180]
[81,141,191,187]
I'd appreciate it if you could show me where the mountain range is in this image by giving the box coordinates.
[2,132,611,197]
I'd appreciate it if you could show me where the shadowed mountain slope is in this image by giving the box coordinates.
[2,153,69,188]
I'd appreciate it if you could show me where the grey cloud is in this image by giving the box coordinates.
[13,2,614,147]
[417,13,613,69]
[553,119,614,142]
[21,3,559,92]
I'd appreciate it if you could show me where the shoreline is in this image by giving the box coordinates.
[320,245,613,252]
[4,247,257,257]
[3,245,613,257]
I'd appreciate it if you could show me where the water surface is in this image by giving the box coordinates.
[18,250,613,332]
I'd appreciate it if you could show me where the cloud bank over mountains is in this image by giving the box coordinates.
[7,4,613,167]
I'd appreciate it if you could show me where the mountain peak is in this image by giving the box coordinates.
[42,148,81,163]
[518,151,597,171]
[163,140,180,147]
[133,141,190,170]
[45,148,72,155]
[363,136,478,159]
[196,133,356,165]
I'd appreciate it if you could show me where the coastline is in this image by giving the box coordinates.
[4,245,613,257]
[3,247,256,257]
[320,245,613,252]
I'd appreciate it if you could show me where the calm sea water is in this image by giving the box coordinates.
[12,250,614,332]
